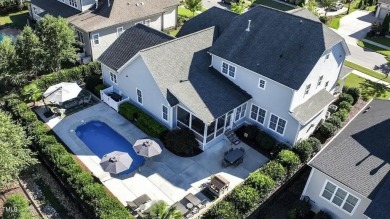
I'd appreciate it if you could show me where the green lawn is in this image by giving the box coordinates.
[0,10,29,29]
[357,40,390,57]
[344,60,390,83]
[167,28,180,37]
[344,73,390,100]
[365,37,390,48]
[255,0,295,11]
[178,6,206,18]
[329,15,342,29]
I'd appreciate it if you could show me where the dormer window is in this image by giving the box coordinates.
[221,61,236,78]
[69,0,77,8]
[304,84,311,96]
[92,34,99,46]
[258,79,266,90]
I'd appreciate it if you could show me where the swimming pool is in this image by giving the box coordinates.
[76,120,145,174]
[0,34,4,42]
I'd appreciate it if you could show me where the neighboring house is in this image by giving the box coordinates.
[29,0,179,62]
[301,99,390,219]
[375,0,390,19]
[98,6,350,150]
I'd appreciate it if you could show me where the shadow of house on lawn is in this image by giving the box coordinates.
[374,63,390,76]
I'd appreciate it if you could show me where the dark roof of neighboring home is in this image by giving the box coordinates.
[379,0,390,4]
[291,89,335,125]
[289,8,320,22]
[176,7,237,39]
[67,0,179,32]
[209,5,345,90]
[31,0,80,18]
[339,66,353,79]
[309,99,390,205]
[140,27,251,123]
[98,24,174,71]
[364,175,390,219]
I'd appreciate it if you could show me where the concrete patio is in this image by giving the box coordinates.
[36,102,269,212]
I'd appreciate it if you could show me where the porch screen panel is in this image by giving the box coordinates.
[177,106,190,127]
[191,115,205,135]
[216,116,225,136]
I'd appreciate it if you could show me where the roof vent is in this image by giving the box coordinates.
[300,19,303,24]
[127,2,130,5]
[245,20,251,32]
[279,54,283,58]
[140,2,145,5]
[107,0,110,7]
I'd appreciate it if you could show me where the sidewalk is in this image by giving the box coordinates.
[351,70,390,88]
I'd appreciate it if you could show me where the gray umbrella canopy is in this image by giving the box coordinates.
[43,82,82,103]
[99,151,133,174]
[133,139,162,158]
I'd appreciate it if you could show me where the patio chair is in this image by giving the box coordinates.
[239,147,245,153]
[192,206,199,214]
[197,200,207,209]
[126,194,151,211]
[186,213,193,218]
[83,95,92,104]
[221,159,230,167]
[224,151,229,156]
[228,148,234,153]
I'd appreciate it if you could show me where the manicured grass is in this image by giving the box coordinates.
[254,0,295,11]
[357,40,390,57]
[344,60,390,83]
[329,15,342,29]
[0,10,28,29]
[167,28,180,37]
[344,73,390,100]
[365,37,390,48]
[366,5,376,12]
[178,6,206,18]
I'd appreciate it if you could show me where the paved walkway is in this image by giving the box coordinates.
[350,70,390,87]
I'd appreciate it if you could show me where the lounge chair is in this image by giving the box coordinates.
[126,194,151,211]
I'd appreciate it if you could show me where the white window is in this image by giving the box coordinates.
[117,27,123,37]
[69,0,77,8]
[109,72,117,84]
[258,79,266,89]
[321,181,359,214]
[144,19,151,26]
[162,105,168,121]
[317,75,323,86]
[92,34,99,46]
[269,114,287,135]
[76,30,84,44]
[304,84,311,95]
[136,89,142,104]
[234,103,247,121]
[221,62,236,78]
[250,104,267,124]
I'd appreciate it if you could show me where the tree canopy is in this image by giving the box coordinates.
[230,0,246,14]
[184,0,203,17]
[15,26,43,76]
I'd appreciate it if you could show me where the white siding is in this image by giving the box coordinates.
[295,109,327,142]
[163,6,177,29]
[58,0,82,11]
[30,4,44,21]
[101,58,173,128]
[81,0,96,11]
[302,168,371,219]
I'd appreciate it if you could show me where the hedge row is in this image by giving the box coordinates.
[118,102,168,138]
[3,94,133,219]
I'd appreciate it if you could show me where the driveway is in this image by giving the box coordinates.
[202,0,229,9]
[334,10,389,72]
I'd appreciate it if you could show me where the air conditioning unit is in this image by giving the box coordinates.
[325,111,331,119]
[81,56,92,64]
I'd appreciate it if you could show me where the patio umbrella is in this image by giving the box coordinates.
[133,139,162,158]
[43,82,82,103]
[100,151,133,174]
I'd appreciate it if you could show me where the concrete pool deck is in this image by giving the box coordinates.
[36,102,269,211]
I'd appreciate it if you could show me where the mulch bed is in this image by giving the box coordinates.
[0,184,40,218]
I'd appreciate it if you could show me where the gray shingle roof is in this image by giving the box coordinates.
[98,24,174,71]
[209,5,344,90]
[31,0,80,18]
[309,99,390,200]
[379,0,390,4]
[291,89,335,125]
[176,7,237,39]
[140,27,251,123]
[289,8,320,22]
[68,0,179,32]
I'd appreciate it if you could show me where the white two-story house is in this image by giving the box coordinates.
[97,6,350,150]
[29,0,179,62]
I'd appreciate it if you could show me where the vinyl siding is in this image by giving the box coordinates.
[163,6,177,29]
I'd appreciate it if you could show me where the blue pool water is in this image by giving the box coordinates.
[0,34,4,42]
[76,120,145,174]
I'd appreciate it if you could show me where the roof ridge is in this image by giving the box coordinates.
[140,26,215,53]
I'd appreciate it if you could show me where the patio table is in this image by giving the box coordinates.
[224,149,245,164]
[185,193,201,206]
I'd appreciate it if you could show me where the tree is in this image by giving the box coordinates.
[345,0,353,14]
[3,194,32,219]
[306,0,319,16]
[15,26,43,77]
[230,0,246,14]
[20,83,42,105]
[144,201,182,219]
[0,37,21,89]
[0,110,37,189]
[184,0,203,17]
[321,0,336,16]
[36,15,78,72]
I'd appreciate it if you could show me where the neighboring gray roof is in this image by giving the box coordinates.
[176,7,237,39]
[339,66,353,79]
[67,0,179,32]
[140,27,251,123]
[289,8,320,22]
[209,5,345,90]
[291,89,335,125]
[31,0,80,18]
[379,0,390,4]
[309,99,390,199]
[98,24,174,71]
[364,175,390,219]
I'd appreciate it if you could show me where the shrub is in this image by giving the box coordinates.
[259,161,286,181]
[319,16,328,24]
[3,194,31,219]
[315,210,332,219]
[333,109,349,122]
[339,101,352,112]
[277,150,301,172]
[119,102,168,138]
[287,200,312,219]
[319,122,338,139]
[243,125,258,140]
[327,115,342,128]
[227,185,260,213]
[339,93,354,105]
[307,137,322,153]
[92,83,108,97]
[245,171,275,196]
[164,129,199,156]
[270,143,290,159]
[342,86,360,105]
[256,132,276,151]
[293,140,314,162]
[202,201,241,219]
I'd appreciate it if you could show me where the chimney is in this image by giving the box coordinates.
[107,0,110,7]
[245,20,251,32]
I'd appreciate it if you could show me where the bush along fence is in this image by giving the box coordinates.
[2,94,133,219]
[202,89,361,219]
